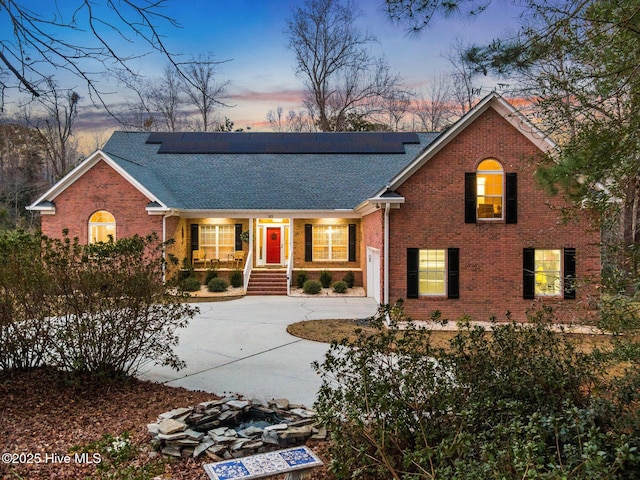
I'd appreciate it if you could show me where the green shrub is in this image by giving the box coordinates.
[0,231,197,376]
[332,280,348,293]
[180,276,201,292]
[343,270,355,288]
[0,230,53,370]
[303,280,323,294]
[51,234,196,376]
[296,271,308,288]
[179,258,194,281]
[204,268,218,285]
[230,269,243,288]
[319,269,332,288]
[314,303,639,479]
[208,277,228,292]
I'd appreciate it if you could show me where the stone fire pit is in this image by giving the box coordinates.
[147,395,325,461]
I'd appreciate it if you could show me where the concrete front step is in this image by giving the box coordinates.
[246,270,288,295]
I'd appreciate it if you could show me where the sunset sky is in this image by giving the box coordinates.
[2,1,525,138]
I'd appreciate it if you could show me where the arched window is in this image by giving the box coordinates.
[476,159,503,219]
[89,211,116,244]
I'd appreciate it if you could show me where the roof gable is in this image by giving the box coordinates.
[27,150,167,212]
[379,93,556,195]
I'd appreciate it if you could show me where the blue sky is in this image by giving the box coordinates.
[2,1,525,132]
[161,0,524,129]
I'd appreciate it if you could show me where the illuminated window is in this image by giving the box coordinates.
[312,225,348,261]
[408,248,459,299]
[200,225,235,260]
[534,249,562,296]
[523,248,575,299]
[477,159,503,219]
[88,211,115,244]
[419,249,446,295]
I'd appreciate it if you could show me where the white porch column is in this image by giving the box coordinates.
[249,216,254,267]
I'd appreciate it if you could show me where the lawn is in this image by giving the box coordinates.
[286,318,614,354]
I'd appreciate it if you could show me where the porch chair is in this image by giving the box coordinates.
[192,249,208,269]
[232,250,246,269]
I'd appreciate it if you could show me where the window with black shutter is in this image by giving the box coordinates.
[190,224,199,251]
[235,224,243,251]
[447,248,460,299]
[407,248,419,298]
[304,224,313,262]
[523,247,576,299]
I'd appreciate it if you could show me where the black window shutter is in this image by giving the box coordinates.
[465,172,477,223]
[407,248,419,299]
[505,173,517,224]
[190,224,199,251]
[235,224,243,251]
[564,247,576,299]
[305,224,313,262]
[523,248,535,299]
[348,224,356,262]
[447,248,460,299]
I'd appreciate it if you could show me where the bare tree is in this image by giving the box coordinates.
[383,90,413,131]
[181,54,230,132]
[149,65,187,131]
[116,65,187,132]
[87,128,110,152]
[413,74,454,131]
[22,79,80,181]
[266,106,316,132]
[447,39,484,116]
[286,0,404,131]
[0,1,182,110]
[266,107,287,132]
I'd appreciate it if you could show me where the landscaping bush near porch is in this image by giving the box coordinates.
[0,231,198,377]
[314,303,640,479]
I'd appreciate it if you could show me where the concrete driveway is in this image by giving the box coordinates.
[138,296,378,408]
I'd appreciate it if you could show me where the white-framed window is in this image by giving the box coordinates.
[419,249,446,295]
[88,210,116,244]
[312,225,348,261]
[200,224,235,260]
[477,159,503,219]
[535,249,562,296]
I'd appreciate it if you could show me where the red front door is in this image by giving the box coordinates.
[266,227,281,264]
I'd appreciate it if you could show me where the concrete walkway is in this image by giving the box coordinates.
[138,296,378,408]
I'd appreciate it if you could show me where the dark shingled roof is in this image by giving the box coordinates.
[101,131,439,211]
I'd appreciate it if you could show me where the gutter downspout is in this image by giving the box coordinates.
[384,203,390,305]
[161,211,176,283]
[162,214,169,283]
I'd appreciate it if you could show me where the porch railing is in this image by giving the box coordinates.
[243,250,253,291]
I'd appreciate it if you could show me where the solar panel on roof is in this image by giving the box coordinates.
[145,132,420,154]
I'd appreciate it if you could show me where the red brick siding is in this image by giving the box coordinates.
[41,159,162,241]
[362,209,385,300]
[292,218,361,270]
[389,108,601,323]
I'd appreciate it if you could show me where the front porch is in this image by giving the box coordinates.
[175,216,365,296]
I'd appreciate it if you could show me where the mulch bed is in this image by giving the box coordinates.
[0,368,333,479]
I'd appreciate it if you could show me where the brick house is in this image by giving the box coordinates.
[28,94,600,322]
